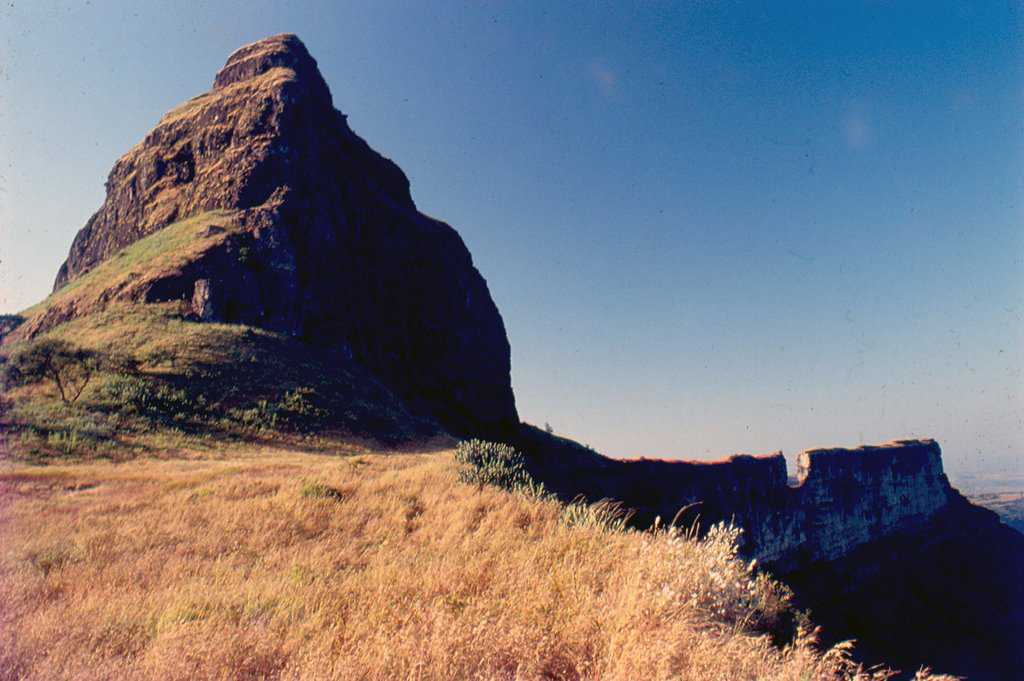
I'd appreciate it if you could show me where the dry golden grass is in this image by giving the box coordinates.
[14,211,238,332]
[5,212,246,352]
[0,448,952,681]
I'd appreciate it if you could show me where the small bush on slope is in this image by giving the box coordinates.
[99,374,196,420]
[455,439,535,491]
[299,479,344,501]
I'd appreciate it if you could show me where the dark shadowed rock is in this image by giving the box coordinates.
[52,33,517,435]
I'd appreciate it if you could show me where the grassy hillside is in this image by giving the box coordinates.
[0,446,954,681]
[0,210,452,462]
[1,303,441,462]
[16,211,239,332]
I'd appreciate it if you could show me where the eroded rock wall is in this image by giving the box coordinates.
[789,441,953,565]
[524,434,955,572]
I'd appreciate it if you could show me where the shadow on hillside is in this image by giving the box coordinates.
[1,324,444,462]
[0,314,24,343]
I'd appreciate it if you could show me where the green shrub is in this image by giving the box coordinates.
[300,480,344,501]
[99,374,197,420]
[141,348,177,369]
[2,339,102,404]
[651,521,795,635]
[230,387,326,433]
[560,498,633,532]
[28,426,102,458]
[454,440,539,494]
[232,399,282,431]
[455,442,640,531]
[280,387,326,420]
[0,314,23,341]
[47,429,83,456]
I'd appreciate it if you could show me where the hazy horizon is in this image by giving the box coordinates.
[2,2,1021,478]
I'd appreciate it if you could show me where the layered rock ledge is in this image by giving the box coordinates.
[523,435,959,572]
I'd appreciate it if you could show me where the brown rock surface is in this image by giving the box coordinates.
[51,34,517,435]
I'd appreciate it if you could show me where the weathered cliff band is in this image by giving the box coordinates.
[524,436,956,572]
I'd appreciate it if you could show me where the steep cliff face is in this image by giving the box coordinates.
[522,433,955,571]
[784,496,1024,680]
[49,34,517,435]
[789,441,953,564]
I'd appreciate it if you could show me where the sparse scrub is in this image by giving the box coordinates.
[99,374,198,421]
[454,439,536,492]
[231,399,281,431]
[7,412,114,461]
[560,497,634,532]
[0,313,24,341]
[279,387,327,420]
[456,440,641,528]
[2,338,102,404]
[229,388,326,433]
[45,428,91,457]
[646,521,795,634]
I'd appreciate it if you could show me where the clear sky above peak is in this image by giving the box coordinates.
[1,2,1021,477]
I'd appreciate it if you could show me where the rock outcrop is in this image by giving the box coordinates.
[52,34,517,435]
[520,433,956,571]
[784,497,1024,680]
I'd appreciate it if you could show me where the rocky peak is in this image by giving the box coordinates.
[48,34,518,435]
[213,33,328,95]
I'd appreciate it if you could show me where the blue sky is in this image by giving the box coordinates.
[1,2,1021,476]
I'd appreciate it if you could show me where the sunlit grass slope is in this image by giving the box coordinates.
[0,448,953,681]
[0,212,954,680]
[19,211,239,324]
